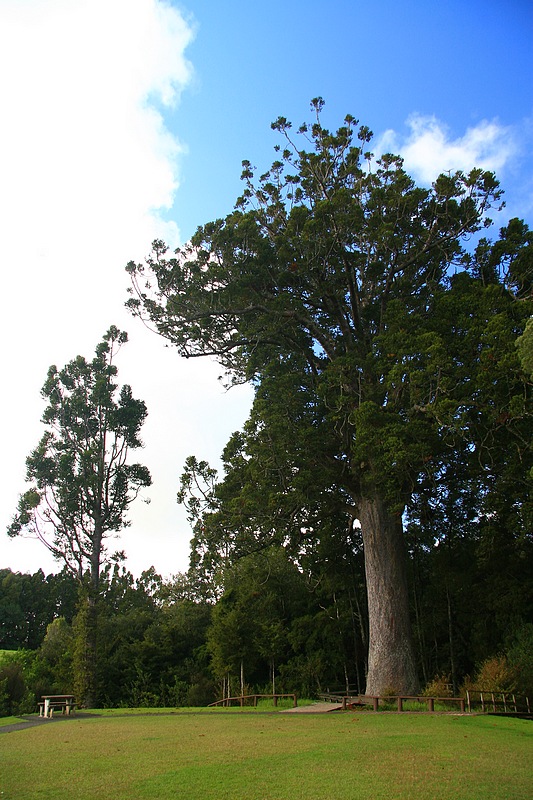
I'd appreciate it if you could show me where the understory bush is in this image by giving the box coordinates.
[461,629,533,699]
[0,658,34,716]
[506,624,533,697]
[423,674,454,697]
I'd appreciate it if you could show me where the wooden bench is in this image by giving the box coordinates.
[39,701,77,717]
[39,695,77,717]
[49,701,77,716]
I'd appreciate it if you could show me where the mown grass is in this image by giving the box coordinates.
[0,716,25,727]
[1,711,531,799]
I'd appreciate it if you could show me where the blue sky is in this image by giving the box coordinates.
[169,0,532,238]
[1,0,531,579]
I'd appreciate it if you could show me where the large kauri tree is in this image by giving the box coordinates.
[8,327,151,705]
[126,100,530,695]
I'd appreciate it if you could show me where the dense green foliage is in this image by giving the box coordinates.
[1,545,532,715]
[8,327,151,585]
[0,566,213,712]
[3,104,532,712]
[127,101,533,695]
[6,328,152,707]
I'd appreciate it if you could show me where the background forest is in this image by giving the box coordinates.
[2,522,532,715]
[3,105,533,715]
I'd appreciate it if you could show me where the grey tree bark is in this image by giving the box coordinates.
[359,494,419,696]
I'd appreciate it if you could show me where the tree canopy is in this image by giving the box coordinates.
[127,100,532,695]
[8,326,151,588]
[8,326,152,706]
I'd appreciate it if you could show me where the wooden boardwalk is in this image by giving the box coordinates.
[282,702,344,713]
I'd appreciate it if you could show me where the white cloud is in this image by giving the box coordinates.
[377,114,518,185]
[0,1,253,579]
[0,0,193,265]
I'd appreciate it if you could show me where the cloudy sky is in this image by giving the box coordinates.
[1,0,532,580]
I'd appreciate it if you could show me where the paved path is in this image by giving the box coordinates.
[1,715,59,734]
[0,713,97,734]
[1,704,343,732]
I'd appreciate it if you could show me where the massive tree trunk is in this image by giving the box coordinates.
[359,493,419,696]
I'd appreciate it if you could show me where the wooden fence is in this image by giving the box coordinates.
[209,693,298,708]
[319,693,465,712]
[465,691,531,714]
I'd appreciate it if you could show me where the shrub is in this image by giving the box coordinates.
[423,675,453,697]
[463,655,516,696]
[379,685,401,698]
[186,677,216,707]
[0,661,28,716]
[506,624,533,697]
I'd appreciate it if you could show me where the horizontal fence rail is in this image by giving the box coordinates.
[465,691,531,714]
[208,691,530,715]
[209,693,298,708]
[319,693,466,712]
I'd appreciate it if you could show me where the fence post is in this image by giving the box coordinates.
[428,698,434,712]
[397,697,403,712]
[373,697,379,712]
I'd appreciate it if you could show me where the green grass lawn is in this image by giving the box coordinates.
[0,716,25,727]
[1,711,531,800]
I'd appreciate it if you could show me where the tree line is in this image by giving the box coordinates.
[1,534,532,716]
[5,100,533,710]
